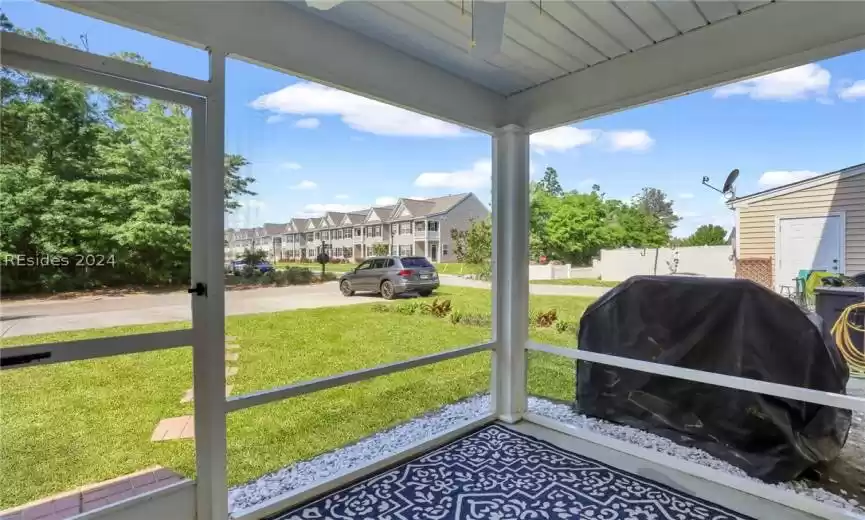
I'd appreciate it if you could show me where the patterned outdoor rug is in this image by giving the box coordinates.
[275,424,751,519]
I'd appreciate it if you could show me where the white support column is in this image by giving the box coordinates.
[191,48,228,520]
[490,125,530,423]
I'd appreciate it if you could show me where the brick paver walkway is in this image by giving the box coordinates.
[0,467,182,520]
[150,415,194,441]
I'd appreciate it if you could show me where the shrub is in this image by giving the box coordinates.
[449,310,463,324]
[429,299,452,318]
[555,320,577,334]
[534,309,558,328]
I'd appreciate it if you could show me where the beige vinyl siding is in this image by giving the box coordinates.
[737,173,865,274]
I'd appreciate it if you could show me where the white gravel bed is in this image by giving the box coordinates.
[228,394,492,513]
[528,397,864,515]
[228,393,862,516]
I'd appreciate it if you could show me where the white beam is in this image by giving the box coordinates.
[226,343,494,413]
[190,49,228,520]
[0,330,192,369]
[53,1,507,133]
[528,342,865,413]
[508,1,865,131]
[491,125,530,423]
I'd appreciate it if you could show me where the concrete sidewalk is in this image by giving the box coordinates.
[439,275,609,298]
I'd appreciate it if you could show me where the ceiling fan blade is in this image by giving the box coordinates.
[470,1,507,60]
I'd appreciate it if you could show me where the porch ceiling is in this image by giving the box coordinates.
[56,1,865,133]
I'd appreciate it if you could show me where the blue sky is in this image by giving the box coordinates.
[6,1,865,237]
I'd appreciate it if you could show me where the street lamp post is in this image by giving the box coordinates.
[315,239,330,278]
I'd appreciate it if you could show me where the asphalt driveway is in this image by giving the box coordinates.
[1,278,607,338]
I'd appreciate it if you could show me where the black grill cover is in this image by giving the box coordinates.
[576,276,851,482]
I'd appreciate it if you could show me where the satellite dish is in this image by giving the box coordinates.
[701,168,739,200]
[722,169,739,195]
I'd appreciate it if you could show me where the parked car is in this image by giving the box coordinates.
[227,259,274,276]
[339,256,438,299]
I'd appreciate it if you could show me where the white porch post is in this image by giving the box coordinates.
[192,48,228,520]
[491,124,530,423]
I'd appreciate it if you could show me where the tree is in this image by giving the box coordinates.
[682,224,728,246]
[633,187,680,232]
[450,219,492,265]
[371,243,390,256]
[536,167,564,196]
[545,192,618,265]
[0,19,255,293]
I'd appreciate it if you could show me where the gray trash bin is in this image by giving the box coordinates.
[814,286,865,355]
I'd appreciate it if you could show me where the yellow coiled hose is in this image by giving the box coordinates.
[831,301,865,377]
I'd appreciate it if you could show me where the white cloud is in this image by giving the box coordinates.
[758,170,819,187]
[334,194,350,200]
[606,130,654,151]
[713,64,830,101]
[300,203,367,216]
[414,159,492,190]
[295,117,321,129]
[281,162,302,170]
[408,195,430,200]
[251,82,462,137]
[678,192,695,200]
[290,180,318,190]
[531,127,599,154]
[266,114,285,124]
[839,80,865,101]
[678,210,701,218]
[375,196,399,206]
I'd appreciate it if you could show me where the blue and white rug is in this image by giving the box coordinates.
[275,424,751,519]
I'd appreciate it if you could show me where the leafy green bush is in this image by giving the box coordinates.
[555,320,577,334]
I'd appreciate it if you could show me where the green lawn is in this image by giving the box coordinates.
[531,278,620,288]
[0,286,586,509]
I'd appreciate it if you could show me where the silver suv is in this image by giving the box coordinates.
[339,256,439,299]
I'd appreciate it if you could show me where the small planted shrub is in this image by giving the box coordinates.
[429,299,452,318]
[555,320,577,334]
[534,309,558,328]
[395,301,422,315]
[445,311,491,327]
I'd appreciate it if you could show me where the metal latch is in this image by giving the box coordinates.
[1,351,51,368]
[188,282,207,296]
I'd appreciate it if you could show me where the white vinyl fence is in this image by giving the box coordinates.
[529,246,734,281]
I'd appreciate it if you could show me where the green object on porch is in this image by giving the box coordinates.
[803,271,835,308]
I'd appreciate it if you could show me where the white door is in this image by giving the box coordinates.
[777,215,843,289]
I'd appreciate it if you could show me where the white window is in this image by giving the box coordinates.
[428,221,439,232]
[442,244,448,256]
[399,222,412,235]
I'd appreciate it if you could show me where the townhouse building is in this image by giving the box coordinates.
[224,192,488,263]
